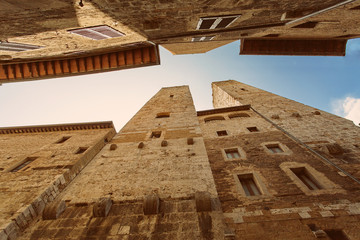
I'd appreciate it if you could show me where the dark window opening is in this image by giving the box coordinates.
[75,147,88,154]
[225,149,240,159]
[204,116,225,123]
[266,144,284,153]
[228,113,249,119]
[292,21,318,28]
[247,127,259,132]
[199,19,217,29]
[56,136,71,144]
[216,17,236,28]
[170,95,174,98]
[324,230,349,240]
[217,130,228,136]
[350,5,360,10]
[238,174,262,196]
[150,131,162,138]
[11,157,38,172]
[263,34,280,37]
[291,167,322,190]
[68,25,124,40]
[156,113,170,118]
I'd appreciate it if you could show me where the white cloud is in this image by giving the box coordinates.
[332,97,360,126]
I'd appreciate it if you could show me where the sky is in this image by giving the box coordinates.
[0,39,359,131]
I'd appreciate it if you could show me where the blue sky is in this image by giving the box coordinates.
[0,39,359,131]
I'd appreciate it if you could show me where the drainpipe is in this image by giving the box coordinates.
[286,0,358,25]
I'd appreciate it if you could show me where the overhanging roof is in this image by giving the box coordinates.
[0,42,160,84]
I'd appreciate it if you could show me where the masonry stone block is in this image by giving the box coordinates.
[195,192,212,212]
[42,200,66,220]
[143,195,160,215]
[93,198,113,217]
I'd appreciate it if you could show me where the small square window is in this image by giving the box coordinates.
[266,144,283,153]
[56,136,71,144]
[68,25,125,40]
[238,174,262,196]
[291,167,322,190]
[150,131,162,138]
[247,127,259,132]
[75,147,88,154]
[217,130,228,136]
[225,149,240,159]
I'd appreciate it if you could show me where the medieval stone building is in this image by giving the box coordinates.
[0,80,359,240]
[1,0,360,83]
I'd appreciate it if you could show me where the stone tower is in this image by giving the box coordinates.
[0,80,359,240]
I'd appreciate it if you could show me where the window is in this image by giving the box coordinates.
[196,15,241,30]
[0,41,42,52]
[56,136,71,144]
[247,127,259,132]
[238,174,261,196]
[156,113,170,118]
[324,230,349,240]
[191,36,215,42]
[291,167,322,190]
[204,116,225,123]
[75,147,88,154]
[10,157,38,172]
[225,148,240,159]
[68,25,125,40]
[266,144,284,153]
[150,131,162,138]
[217,130,228,136]
[228,113,249,119]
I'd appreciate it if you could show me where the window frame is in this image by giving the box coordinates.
[0,41,42,52]
[262,142,292,155]
[191,36,215,42]
[216,130,228,137]
[222,147,246,161]
[6,157,38,172]
[68,25,125,40]
[196,15,241,30]
[234,172,270,198]
[280,162,344,196]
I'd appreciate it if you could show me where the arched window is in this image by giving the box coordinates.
[204,116,225,123]
[228,113,250,119]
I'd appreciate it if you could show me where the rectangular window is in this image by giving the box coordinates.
[291,167,322,190]
[68,25,125,40]
[247,127,259,132]
[75,147,88,154]
[11,157,38,172]
[56,136,71,144]
[0,41,42,52]
[196,15,241,30]
[217,130,228,136]
[191,36,215,42]
[324,230,349,240]
[225,148,240,159]
[266,144,284,153]
[150,131,162,138]
[238,174,261,196]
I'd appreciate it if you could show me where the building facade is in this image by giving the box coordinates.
[1,0,360,83]
[0,80,359,239]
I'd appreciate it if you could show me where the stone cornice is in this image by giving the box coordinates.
[0,121,114,134]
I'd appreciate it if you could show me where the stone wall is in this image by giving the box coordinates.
[0,124,115,240]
